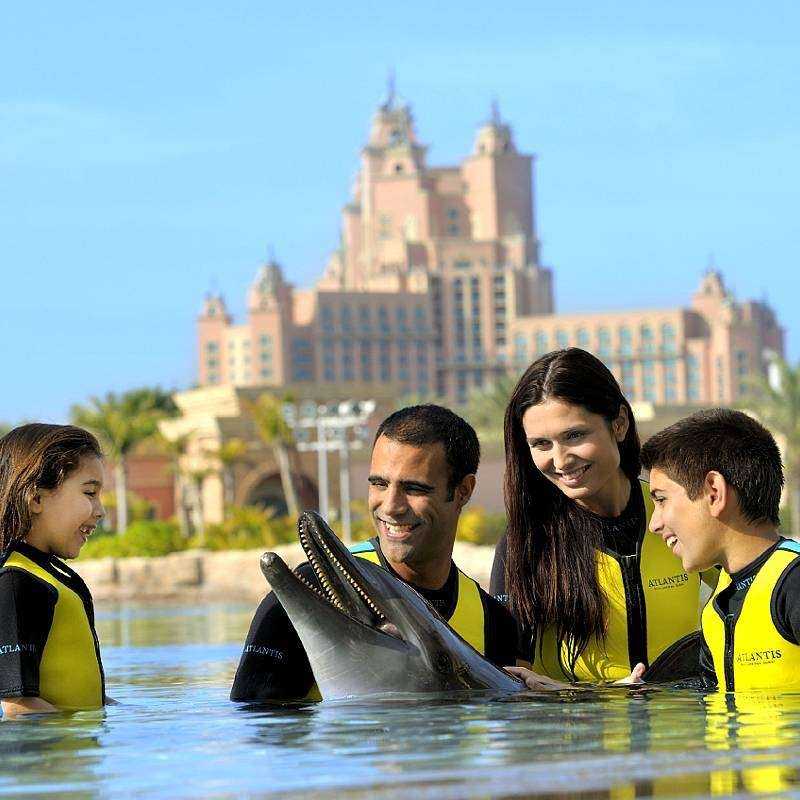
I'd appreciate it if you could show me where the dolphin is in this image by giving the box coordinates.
[259,511,523,700]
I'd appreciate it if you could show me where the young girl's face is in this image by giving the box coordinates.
[26,456,105,559]
[522,398,628,511]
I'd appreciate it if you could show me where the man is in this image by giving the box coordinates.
[641,408,800,692]
[230,404,520,702]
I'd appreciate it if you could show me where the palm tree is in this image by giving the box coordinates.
[246,393,299,517]
[204,437,249,512]
[186,467,214,543]
[741,356,800,537]
[462,374,516,441]
[71,388,178,533]
[157,431,194,537]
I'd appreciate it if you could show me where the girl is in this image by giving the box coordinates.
[0,424,107,717]
[493,349,708,686]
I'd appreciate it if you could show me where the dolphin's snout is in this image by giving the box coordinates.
[260,551,282,577]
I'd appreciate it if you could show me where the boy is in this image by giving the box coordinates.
[641,408,800,692]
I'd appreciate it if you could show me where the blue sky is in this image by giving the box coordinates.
[2,1,798,423]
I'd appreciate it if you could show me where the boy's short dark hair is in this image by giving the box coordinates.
[374,404,480,496]
[641,408,783,526]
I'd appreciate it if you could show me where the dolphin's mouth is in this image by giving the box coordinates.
[293,513,402,639]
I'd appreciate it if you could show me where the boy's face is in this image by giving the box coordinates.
[26,456,106,559]
[648,467,722,572]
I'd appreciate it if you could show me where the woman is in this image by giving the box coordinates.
[493,348,709,684]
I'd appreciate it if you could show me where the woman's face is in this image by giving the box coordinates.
[521,398,629,509]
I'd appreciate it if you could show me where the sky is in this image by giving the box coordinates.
[2,1,799,423]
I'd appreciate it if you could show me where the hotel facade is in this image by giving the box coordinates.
[196,93,784,408]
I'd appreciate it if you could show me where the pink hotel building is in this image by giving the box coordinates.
[197,93,784,407]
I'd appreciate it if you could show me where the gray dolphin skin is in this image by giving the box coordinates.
[259,511,523,700]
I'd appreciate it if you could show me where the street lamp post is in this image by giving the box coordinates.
[283,399,376,543]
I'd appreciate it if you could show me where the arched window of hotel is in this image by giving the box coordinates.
[576,327,590,349]
[716,356,725,401]
[597,327,611,358]
[640,324,655,354]
[686,354,700,402]
[618,326,632,356]
[736,350,749,377]
[514,334,528,365]
[556,329,569,349]
[396,306,408,332]
[621,362,636,400]
[390,128,402,145]
[378,305,390,334]
[379,341,392,382]
[661,322,676,354]
[642,360,656,402]
[340,305,353,333]
[535,330,548,355]
[664,358,678,403]
[447,210,461,239]
[321,305,335,334]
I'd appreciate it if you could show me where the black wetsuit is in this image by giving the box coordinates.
[231,537,521,702]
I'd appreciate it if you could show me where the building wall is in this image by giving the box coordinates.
[194,95,784,407]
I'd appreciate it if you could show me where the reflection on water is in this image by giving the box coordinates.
[1,602,800,798]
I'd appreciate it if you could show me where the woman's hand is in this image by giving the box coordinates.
[613,662,646,685]
[504,666,572,690]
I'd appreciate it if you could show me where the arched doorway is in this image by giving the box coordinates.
[242,471,318,516]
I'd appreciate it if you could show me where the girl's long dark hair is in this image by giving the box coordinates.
[504,348,641,674]
[0,424,103,551]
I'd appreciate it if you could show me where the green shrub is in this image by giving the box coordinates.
[79,520,185,559]
[195,506,297,551]
[456,507,506,546]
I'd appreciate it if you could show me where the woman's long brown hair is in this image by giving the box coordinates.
[0,424,103,551]
[503,348,641,674]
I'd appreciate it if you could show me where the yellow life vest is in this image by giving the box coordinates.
[533,480,705,681]
[2,549,104,710]
[353,546,485,654]
[702,540,800,692]
[704,689,800,793]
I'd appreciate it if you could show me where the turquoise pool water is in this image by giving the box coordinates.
[2,603,800,798]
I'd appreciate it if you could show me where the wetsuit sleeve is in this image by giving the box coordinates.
[480,589,520,667]
[0,568,56,699]
[698,633,717,690]
[230,562,316,702]
[489,534,508,603]
[772,559,800,645]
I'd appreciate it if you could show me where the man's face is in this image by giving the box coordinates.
[648,467,722,572]
[368,436,469,570]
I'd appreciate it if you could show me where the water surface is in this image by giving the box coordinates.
[2,603,799,798]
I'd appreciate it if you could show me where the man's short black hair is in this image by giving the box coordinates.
[641,408,783,526]
[374,404,480,495]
